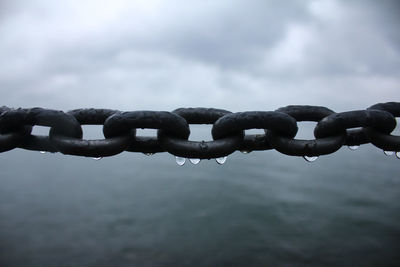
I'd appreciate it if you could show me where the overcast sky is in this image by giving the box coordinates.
[0,0,399,113]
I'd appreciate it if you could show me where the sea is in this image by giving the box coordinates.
[0,125,399,267]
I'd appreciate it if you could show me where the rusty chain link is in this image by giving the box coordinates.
[0,102,399,160]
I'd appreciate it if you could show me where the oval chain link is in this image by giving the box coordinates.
[266,106,345,156]
[158,108,243,159]
[50,109,133,157]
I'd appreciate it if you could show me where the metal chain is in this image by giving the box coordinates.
[0,102,399,160]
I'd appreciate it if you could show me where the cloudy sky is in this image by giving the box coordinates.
[0,0,399,113]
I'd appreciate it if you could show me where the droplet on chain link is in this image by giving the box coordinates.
[348,145,359,151]
[92,157,102,161]
[215,157,227,165]
[303,156,318,162]
[199,141,207,151]
[40,151,46,154]
[396,152,400,159]
[189,158,201,165]
[175,156,186,166]
[240,150,252,154]
[383,151,394,156]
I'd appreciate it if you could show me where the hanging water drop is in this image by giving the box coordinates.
[144,152,154,156]
[189,158,201,165]
[348,145,359,151]
[40,151,46,154]
[240,150,251,154]
[383,151,394,156]
[396,152,400,159]
[92,157,102,161]
[175,156,186,166]
[303,156,318,162]
[215,157,227,165]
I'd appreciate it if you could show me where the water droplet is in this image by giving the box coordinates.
[175,156,186,166]
[189,158,201,165]
[383,151,394,156]
[396,152,400,159]
[215,157,227,165]
[40,151,46,154]
[92,157,102,161]
[143,153,154,156]
[348,145,359,151]
[240,150,251,154]
[199,141,207,151]
[303,156,318,162]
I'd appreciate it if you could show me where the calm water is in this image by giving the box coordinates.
[0,145,399,266]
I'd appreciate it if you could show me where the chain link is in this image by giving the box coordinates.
[0,102,399,159]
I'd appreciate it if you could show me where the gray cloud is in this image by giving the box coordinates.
[0,0,399,113]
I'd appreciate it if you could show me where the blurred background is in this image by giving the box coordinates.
[0,0,399,266]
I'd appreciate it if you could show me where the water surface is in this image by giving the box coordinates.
[0,145,399,266]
